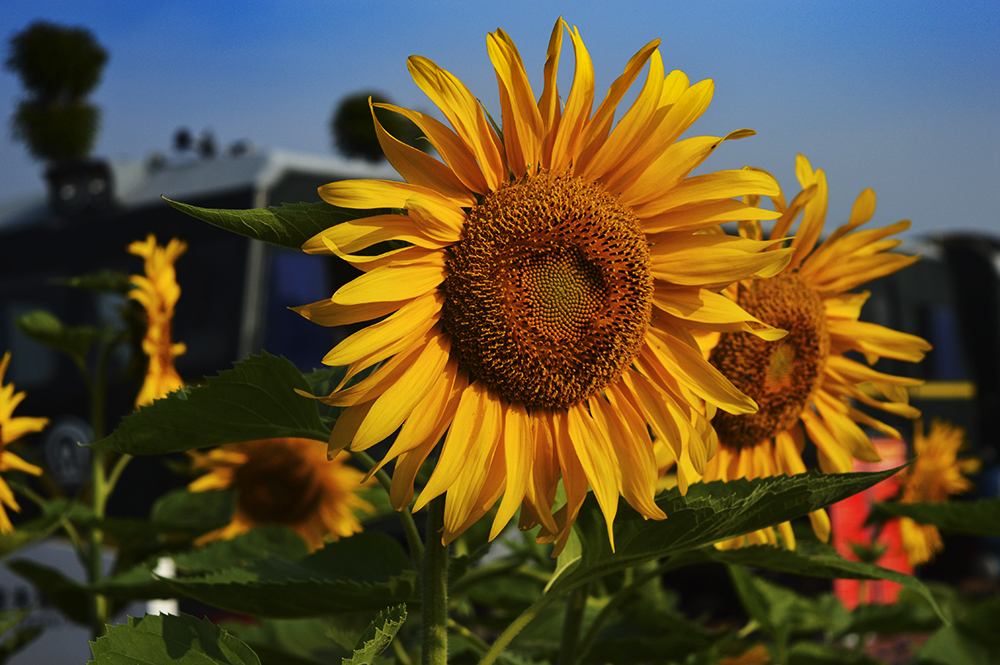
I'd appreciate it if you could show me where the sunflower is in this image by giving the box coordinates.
[0,351,47,533]
[296,19,795,550]
[898,419,980,566]
[703,154,932,549]
[128,234,187,408]
[188,437,371,551]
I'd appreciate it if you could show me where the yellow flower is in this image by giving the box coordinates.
[703,154,932,549]
[188,438,371,552]
[298,19,793,550]
[129,234,188,408]
[0,351,46,533]
[899,419,980,566]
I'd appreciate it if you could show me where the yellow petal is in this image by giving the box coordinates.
[291,297,404,328]
[331,263,445,306]
[652,286,786,340]
[303,214,447,254]
[490,401,533,540]
[407,55,505,191]
[488,29,543,176]
[636,168,781,218]
[549,23,594,174]
[370,100,475,206]
[642,199,780,234]
[375,102,488,194]
[538,18,564,164]
[350,331,451,451]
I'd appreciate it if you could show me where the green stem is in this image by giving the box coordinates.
[422,497,448,665]
[447,619,490,656]
[87,447,108,639]
[477,591,562,665]
[350,450,424,564]
[576,560,672,662]
[557,583,588,665]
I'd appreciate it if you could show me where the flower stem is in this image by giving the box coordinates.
[422,496,448,665]
[478,590,562,665]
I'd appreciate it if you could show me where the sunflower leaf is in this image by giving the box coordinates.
[92,352,330,455]
[15,309,105,367]
[343,604,407,665]
[919,596,1000,665]
[163,198,389,252]
[868,498,1000,536]
[88,612,260,664]
[158,532,416,618]
[548,466,903,595]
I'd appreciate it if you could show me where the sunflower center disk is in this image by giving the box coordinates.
[442,171,653,410]
[709,274,830,449]
[234,444,324,524]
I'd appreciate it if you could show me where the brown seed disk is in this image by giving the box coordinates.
[709,274,830,449]
[234,442,324,524]
[441,171,653,409]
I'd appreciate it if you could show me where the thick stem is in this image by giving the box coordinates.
[557,583,588,665]
[422,497,449,665]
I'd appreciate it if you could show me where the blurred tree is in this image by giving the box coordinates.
[5,21,108,165]
[330,91,429,162]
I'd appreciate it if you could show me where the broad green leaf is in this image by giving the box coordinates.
[869,498,1000,536]
[15,310,103,366]
[547,467,903,595]
[164,199,389,252]
[222,617,356,665]
[59,269,133,293]
[161,532,416,618]
[919,596,1000,665]
[100,528,311,601]
[88,613,260,664]
[150,488,237,532]
[842,584,949,637]
[343,604,406,665]
[5,559,90,625]
[727,565,851,656]
[787,642,884,664]
[93,353,330,455]
[703,541,944,620]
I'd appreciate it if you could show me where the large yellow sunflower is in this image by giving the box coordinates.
[129,234,187,408]
[0,351,47,533]
[703,154,932,549]
[898,419,980,566]
[189,437,371,551]
[296,19,795,550]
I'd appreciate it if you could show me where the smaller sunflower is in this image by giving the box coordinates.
[0,351,47,533]
[899,419,980,566]
[128,234,187,408]
[701,155,932,549]
[189,437,372,551]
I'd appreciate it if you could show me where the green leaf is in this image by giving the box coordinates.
[787,642,884,665]
[869,498,1000,536]
[342,604,406,665]
[93,353,330,455]
[15,309,103,366]
[547,466,904,596]
[164,199,391,252]
[843,584,949,636]
[161,532,416,618]
[5,559,91,625]
[919,596,1000,665]
[702,541,944,620]
[88,613,260,664]
[58,269,133,293]
[222,617,356,665]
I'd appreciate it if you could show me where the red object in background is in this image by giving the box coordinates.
[830,437,913,609]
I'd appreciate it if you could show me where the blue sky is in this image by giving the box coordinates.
[2,1,998,239]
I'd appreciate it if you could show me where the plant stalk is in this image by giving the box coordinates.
[422,496,449,665]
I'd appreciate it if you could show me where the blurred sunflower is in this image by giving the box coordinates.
[0,351,47,533]
[189,437,371,551]
[129,234,187,408]
[297,18,794,549]
[899,419,980,566]
[703,154,932,549]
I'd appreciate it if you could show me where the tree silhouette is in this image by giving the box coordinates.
[331,92,428,162]
[5,21,108,165]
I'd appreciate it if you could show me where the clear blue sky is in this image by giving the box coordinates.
[2,1,998,239]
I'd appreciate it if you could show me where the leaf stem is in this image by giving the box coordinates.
[477,590,562,665]
[422,496,448,665]
[557,582,588,665]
